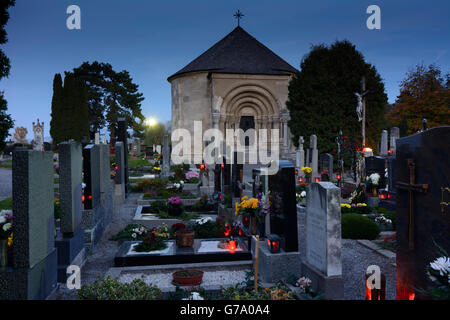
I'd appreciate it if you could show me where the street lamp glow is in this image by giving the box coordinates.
[145,117,158,127]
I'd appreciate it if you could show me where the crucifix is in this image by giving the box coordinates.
[354,77,371,148]
[234,10,244,26]
[395,159,429,250]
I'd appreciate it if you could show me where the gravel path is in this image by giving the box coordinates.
[342,239,396,300]
[0,168,12,201]
[50,193,140,300]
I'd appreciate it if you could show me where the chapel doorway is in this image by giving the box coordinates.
[239,116,255,147]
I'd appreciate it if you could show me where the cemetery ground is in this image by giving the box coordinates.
[48,190,396,300]
[3,126,448,301]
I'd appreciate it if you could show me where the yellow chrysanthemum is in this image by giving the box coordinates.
[7,233,13,247]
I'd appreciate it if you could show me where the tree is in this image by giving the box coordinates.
[49,73,89,145]
[387,64,450,134]
[144,122,167,147]
[0,0,15,152]
[49,74,64,145]
[70,62,145,139]
[286,40,388,155]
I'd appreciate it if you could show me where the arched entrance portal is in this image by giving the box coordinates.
[239,116,255,147]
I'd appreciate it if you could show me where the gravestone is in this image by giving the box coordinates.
[0,149,57,299]
[231,151,244,198]
[268,160,298,252]
[365,156,386,180]
[82,145,100,210]
[387,157,396,193]
[380,130,388,156]
[99,143,113,227]
[145,146,153,158]
[252,161,302,283]
[302,182,343,300]
[296,136,305,171]
[161,135,170,178]
[132,138,141,156]
[55,141,85,282]
[319,153,333,181]
[114,142,126,204]
[117,118,129,195]
[81,144,102,252]
[395,126,450,300]
[389,127,400,156]
[94,132,100,145]
[309,135,319,180]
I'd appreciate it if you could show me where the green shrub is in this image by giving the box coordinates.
[77,276,162,300]
[54,198,61,220]
[341,205,372,215]
[136,178,168,193]
[128,159,151,169]
[342,213,380,240]
[0,197,12,210]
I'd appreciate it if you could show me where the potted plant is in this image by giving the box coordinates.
[0,210,13,270]
[167,197,183,217]
[175,225,195,248]
[172,269,204,286]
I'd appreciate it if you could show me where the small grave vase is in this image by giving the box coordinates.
[175,230,195,247]
[0,240,7,270]
[250,217,258,235]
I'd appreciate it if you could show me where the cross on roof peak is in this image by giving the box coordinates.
[234,10,244,27]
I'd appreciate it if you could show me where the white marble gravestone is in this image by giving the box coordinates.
[380,130,388,156]
[302,182,343,299]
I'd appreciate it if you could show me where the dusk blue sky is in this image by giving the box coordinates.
[2,0,449,140]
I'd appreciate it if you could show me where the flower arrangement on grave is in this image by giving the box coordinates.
[301,167,312,177]
[320,169,330,181]
[0,210,13,241]
[294,276,323,299]
[235,196,262,234]
[54,163,60,175]
[185,171,200,183]
[366,173,381,196]
[349,184,366,204]
[340,202,370,214]
[415,242,450,300]
[0,210,13,270]
[235,196,260,219]
[133,224,169,252]
[110,224,150,244]
[221,271,294,300]
[167,197,184,217]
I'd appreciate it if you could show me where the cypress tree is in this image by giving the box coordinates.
[50,73,64,146]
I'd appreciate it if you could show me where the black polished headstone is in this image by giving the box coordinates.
[117,118,129,195]
[83,144,100,210]
[231,151,243,198]
[268,160,299,252]
[395,126,450,300]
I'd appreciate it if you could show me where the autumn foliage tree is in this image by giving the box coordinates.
[387,64,450,134]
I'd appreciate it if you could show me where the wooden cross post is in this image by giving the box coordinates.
[395,159,429,250]
[254,235,260,293]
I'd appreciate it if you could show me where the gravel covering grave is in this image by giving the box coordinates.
[118,267,249,290]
